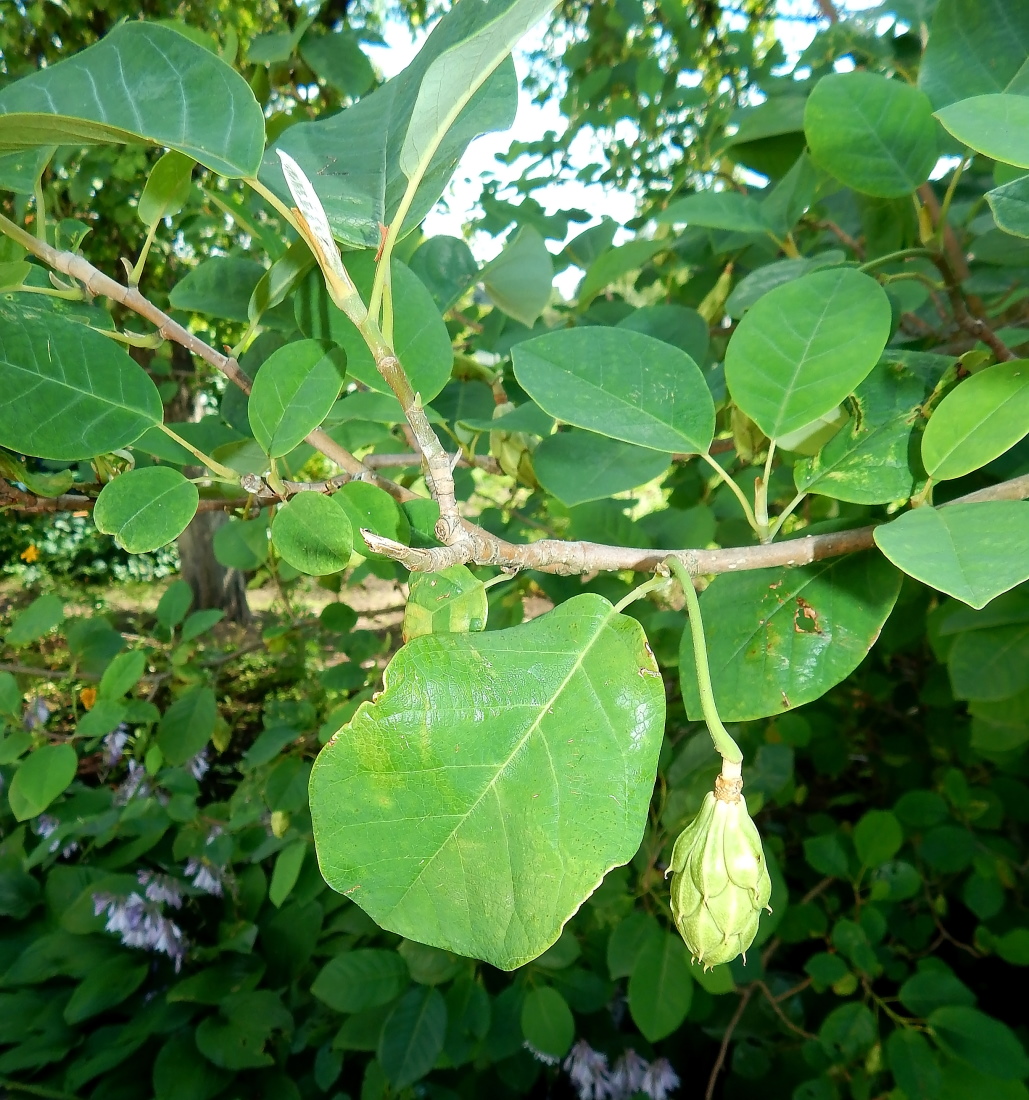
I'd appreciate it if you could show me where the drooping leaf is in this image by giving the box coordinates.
[628,931,694,1042]
[929,1006,1029,1080]
[309,593,666,969]
[534,430,670,507]
[805,71,938,197]
[480,225,554,328]
[576,238,668,307]
[271,493,353,576]
[8,744,78,822]
[921,361,1029,479]
[93,467,199,553]
[874,502,1029,608]
[247,340,347,458]
[294,256,453,403]
[724,268,892,440]
[794,359,928,504]
[680,552,903,721]
[0,23,264,177]
[512,328,715,454]
[408,236,480,313]
[213,516,270,571]
[0,299,161,460]
[137,150,194,227]
[936,94,1029,168]
[987,174,1029,238]
[262,0,550,247]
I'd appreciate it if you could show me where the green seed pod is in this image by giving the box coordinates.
[667,774,772,967]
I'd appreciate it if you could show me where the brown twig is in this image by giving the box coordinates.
[706,986,754,1100]
[929,252,1016,362]
[754,981,817,1040]
[816,219,864,259]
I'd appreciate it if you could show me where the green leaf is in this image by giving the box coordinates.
[248,239,316,327]
[153,1033,231,1100]
[309,593,665,969]
[93,467,199,553]
[794,359,928,504]
[576,238,667,307]
[657,190,770,233]
[156,686,217,766]
[269,839,307,908]
[311,949,410,1013]
[874,502,1029,608]
[680,552,902,721]
[820,1002,878,1062]
[335,482,411,558]
[271,493,353,576]
[169,258,266,324]
[8,744,78,821]
[137,149,194,227]
[724,268,892,440]
[513,327,714,454]
[887,1029,942,1100]
[853,810,903,867]
[408,236,480,314]
[900,966,976,1016]
[534,430,670,507]
[936,94,1029,168]
[300,29,375,99]
[404,567,488,641]
[929,1006,1029,1080]
[922,361,1029,479]
[295,257,453,403]
[520,987,574,1058]
[627,931,694,1042]
[805,71,938,197]
[987,175,1029,238]
[918,0,1029,109]
[156,580,193,630]
[213,517,270,571]
[616,304,710,366]
[64,958,148,1024]
[247,340,347,458]
[98,650,147,700]
[0,300,161,460]
[5,594,64,648]
[0,448,73,498]
[263,0,540,247]
[481,225,554,327]
[378,986,447,1090]
[0,23,264,177]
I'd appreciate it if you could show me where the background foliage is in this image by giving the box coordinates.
[1,1,1029,1099]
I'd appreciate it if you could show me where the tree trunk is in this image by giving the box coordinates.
[177,509,252,625]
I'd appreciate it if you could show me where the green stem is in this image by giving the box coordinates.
[754,439,776,540]
[765,489,807,541]
[158,424,239,481]
[33,173,46,244]
[935,154,969,250]
[666,556,742,766]
[240,178,302,236]
[701,451,759,532]
[613,574,668,614]
[857,247,936,273]
[129,217,161,287]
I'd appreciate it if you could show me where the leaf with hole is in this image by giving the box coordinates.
[921,361,1029,480]
[680,552,902,721]
[724,268,892,440]
[271,493,353,576]
[309,593,665,969]
[0,299,161,460]
[247,340,347,458]
[0,23,264,177]
[93,467,199,553]
[874,502,1029,609]
[513,327,714,454]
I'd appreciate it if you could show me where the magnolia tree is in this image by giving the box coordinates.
[1,0,1029,1097]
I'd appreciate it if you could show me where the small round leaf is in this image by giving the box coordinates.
[271,493,353,575]
[93,467,199,552]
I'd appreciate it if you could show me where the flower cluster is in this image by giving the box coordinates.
[31,813,78,859]
[558,1040,680,1100]
[92,884,188,971]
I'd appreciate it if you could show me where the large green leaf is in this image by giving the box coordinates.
[534,430,670,507]
[616,304,710,366]
[922,361,1029,480]
[295,257,453,403]
[8,744,78,821]
[936,94,1029,169]
[987,174,1029,238]
[309,593,666,969]
[248,340,347,458]
[378,987,447,1091]
[918,0,1029,110]
[480,226,554,328]
[0,299,161,460]
[93,467,199,553]
[520,987,574,1058]
[724,268,892,441]
[627,931,694,1042]
[156,686,217,766]
[874,502,1029,609]
[169,258,266,324]
[794,359,927,504]
[804,71,938,198]
[262,0,553,247]
[0,23,264,178]
[512,328,714,454]
[271,493,353,576]
[657,191,770,234]
[679,552,902,721]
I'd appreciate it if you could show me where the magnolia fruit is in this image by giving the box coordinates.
[667,773,772,967]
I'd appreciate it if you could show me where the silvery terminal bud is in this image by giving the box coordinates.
[667,772,772,968]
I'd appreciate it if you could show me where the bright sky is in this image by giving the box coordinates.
[363,1,871,291]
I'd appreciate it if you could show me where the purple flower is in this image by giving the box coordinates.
[184,857,224,897]
[24,698,49,730]
[609,1050,648,1098]
[564,1040,611,1100]
[137,870,184,908]
[641,1058,680,1100]
[103,726,129,768]
[31,813,78,858]
[187,751,209,782]
[91,891,187,970]
[114,759,151,805]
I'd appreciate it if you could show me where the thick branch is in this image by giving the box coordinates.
[360,472,1029,577]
